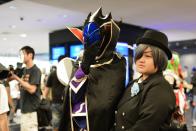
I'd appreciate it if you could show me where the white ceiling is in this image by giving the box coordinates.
[0,0,196,55]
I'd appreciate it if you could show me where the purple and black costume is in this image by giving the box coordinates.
[59,8,126,131]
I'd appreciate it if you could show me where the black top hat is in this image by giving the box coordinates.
[0,63,9,80]
[136,30,172,60]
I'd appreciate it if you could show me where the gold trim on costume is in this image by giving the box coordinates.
[91,57,113,68]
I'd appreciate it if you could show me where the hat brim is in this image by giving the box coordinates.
[136,38,172,60]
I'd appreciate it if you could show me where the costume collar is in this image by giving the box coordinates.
[140,72,163,84]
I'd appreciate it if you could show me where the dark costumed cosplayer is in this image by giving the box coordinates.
[59,8,126,131]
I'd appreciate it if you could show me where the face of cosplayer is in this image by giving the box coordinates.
[135,47,158,80]
[20,50,32,65]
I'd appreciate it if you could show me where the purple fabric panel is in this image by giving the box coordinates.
[71,80,80,87]
[72,102,86,113]
[75,67,86,79]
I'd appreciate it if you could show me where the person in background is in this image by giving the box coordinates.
[0,63,10,131]
[43,55,66,131]
[191,67,196,125]
[113,30,176,131]
[0,83,9,131]
[165,52,188,115]
[164,52,193,131]
[6,65,20,123]
[10,46,41,131]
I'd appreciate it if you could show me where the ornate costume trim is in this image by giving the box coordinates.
[70,68,87,94]
[91,57,113,68]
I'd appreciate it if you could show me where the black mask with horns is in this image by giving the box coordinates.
[83,8,120,61]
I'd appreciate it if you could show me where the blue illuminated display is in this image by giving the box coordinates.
[70,44,84,59]
[116,42,129,86]
[116,42,129,56]
[51,46,66,60]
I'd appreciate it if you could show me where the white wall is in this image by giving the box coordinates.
[0,31,49,56]
[0,31,52,73]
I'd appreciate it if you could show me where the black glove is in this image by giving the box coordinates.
[81,41,100,74]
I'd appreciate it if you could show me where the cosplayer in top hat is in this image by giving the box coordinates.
[113,30,176,131]
[59,8,126,131]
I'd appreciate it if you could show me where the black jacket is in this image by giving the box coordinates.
[114,72,176,131]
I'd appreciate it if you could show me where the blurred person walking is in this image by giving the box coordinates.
[43,55,66,131]
[7,65,20,123]
[10,46,41,131]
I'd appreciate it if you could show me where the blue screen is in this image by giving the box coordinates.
[51,46,65,60]
[116,42,129,56]
[70,44,84,59]
[116,42,129,86]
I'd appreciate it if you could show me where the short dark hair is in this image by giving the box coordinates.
[20,46,35,60]
[135,44,168,72]
[58,55,66,62]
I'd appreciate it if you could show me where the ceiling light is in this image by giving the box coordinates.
[183,46,187,50]
[9,6,16,10]
[3,38,7,41]
[36,19,44,23]
[9,25,16,29]
[20,34,27,38]
[62,15,67,18]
